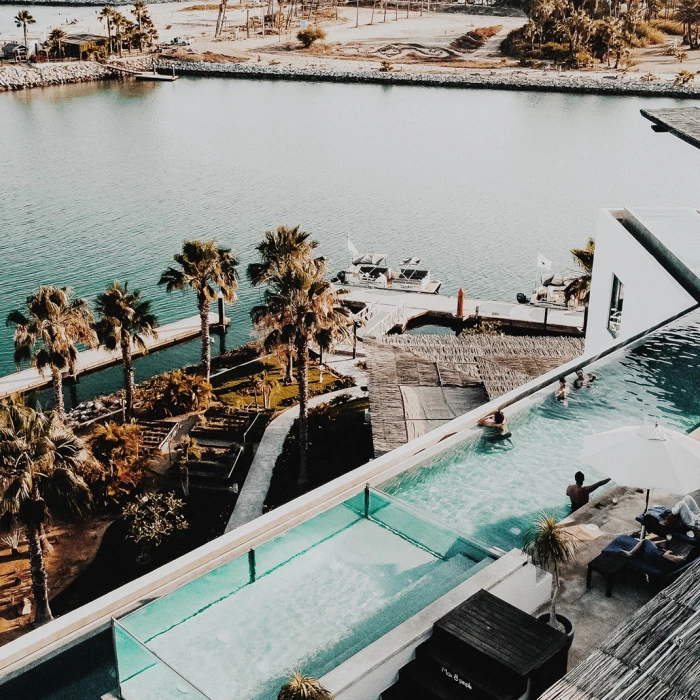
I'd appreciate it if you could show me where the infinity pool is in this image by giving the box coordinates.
[381,309,700,551]
[115,493,488,700]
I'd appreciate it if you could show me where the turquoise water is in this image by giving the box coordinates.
[381,309,700,551]
[115,493,487,700]
[2,77,700,397]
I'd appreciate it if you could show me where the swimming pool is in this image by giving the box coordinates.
[380,309,700,551]
[114,491,489,700]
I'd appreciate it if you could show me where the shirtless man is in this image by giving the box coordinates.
[556,378,571,401]
[566,471,611,511]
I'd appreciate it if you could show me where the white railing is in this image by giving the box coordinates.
[364,302,406,339]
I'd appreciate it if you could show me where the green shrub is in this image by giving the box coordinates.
[297,25,326,48]
[649,18,685,35]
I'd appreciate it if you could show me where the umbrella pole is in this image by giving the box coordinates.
[639,488,651,541]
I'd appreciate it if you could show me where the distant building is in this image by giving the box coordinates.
[62,34,108,60]
[2,43,27,61]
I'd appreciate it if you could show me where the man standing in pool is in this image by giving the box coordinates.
[566,471,611,512]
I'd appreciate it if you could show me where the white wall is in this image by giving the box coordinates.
[585,209,695,355]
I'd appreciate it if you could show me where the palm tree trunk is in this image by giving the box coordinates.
[24,25,28,55]
[550,563,559,626]
[199,295,212,380]
[297,336,310,487]
[27,521,52,625]
[286,345,294,384]
[51,367,65,418]
[39,523,53,553]
[122,340,135,419]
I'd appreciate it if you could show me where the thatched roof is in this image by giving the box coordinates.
[366,334,583,456]
[540,560,700,700]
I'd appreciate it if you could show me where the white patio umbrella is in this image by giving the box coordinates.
[581,424,700,538]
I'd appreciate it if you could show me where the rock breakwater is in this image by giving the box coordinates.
[160,59,700,98]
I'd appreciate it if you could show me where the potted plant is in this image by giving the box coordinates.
[278,672,333,700]
[523,512,577,642]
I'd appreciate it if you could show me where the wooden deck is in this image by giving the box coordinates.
[0,312,225,399]
[343,288,584,339]
[641,106,700,150]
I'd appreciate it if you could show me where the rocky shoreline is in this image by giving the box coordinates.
[4,55,700,98]
[0,58,150,90]
[159,59,700,99]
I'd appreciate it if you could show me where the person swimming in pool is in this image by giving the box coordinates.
[574,368,597,389]
[478,410,512,442]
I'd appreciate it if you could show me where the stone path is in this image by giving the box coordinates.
[225,384,366,532]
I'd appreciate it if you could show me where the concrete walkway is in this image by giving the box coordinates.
[0,312,224,399]
[225,385,366,532]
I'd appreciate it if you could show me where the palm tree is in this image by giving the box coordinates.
[564,237,595,305]
[7,286,97,418]
[677,0,700,48]
[523,512,577,631]
[252,258,349,486]
[47,27,67,58]
[14,10,36,55]
[111,10,127,57]
[95,282,158,419]
[132,0,147,30]
[248,225,324,383]
[278,672,333,700]
[160,240,238,381]
[0,403,93,625]
[99,6,114,54]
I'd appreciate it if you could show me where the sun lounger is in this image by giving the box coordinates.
[602,534,697,586]
[635,505,697,544]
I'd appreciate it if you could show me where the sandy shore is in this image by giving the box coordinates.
[3,2,700,88]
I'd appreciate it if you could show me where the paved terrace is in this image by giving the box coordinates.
[343,288,584,339]
[543,484,699,668]
[0,312,225,399]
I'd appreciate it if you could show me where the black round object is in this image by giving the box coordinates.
[516,292,529,304]
[537,613,575,650]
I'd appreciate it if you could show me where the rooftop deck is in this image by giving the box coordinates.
[0,312,225,400]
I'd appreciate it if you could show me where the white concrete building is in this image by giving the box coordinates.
[585,208,700,355]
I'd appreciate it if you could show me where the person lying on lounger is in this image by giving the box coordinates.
[660,495,700,532]
[621,537,690,571]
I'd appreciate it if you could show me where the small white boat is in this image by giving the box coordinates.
[338,253,441,294]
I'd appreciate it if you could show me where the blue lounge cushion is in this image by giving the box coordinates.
[602,535,686,580]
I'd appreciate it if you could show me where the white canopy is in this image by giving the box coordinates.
[581,424,700,495]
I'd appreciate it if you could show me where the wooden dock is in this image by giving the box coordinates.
[0,312,225,400]
[344,288,585,339]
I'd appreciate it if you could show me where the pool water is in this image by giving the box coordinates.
[115,494,488,700]
[380,309,700,551]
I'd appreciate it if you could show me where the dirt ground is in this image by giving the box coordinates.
[0,515,113,645]
[7,2,700,79]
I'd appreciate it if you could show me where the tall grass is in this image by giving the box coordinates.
[649,18,685,36]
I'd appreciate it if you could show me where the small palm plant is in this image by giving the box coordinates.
[278,672,333,700]
[522,512,577,632]
[160,240,238,381]
[564,237,594,306]
[47,27,67,58]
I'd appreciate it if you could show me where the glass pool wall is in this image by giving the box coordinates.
[114,491,490,700]
[380,308,700,551]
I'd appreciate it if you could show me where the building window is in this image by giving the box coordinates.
[608,275,624,338]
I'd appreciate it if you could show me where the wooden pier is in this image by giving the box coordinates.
[0,312,225,400]
[344,288,585,339]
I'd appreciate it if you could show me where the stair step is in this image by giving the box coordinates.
[381,660,459,700]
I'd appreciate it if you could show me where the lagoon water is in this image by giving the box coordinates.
[2,76,700,401]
